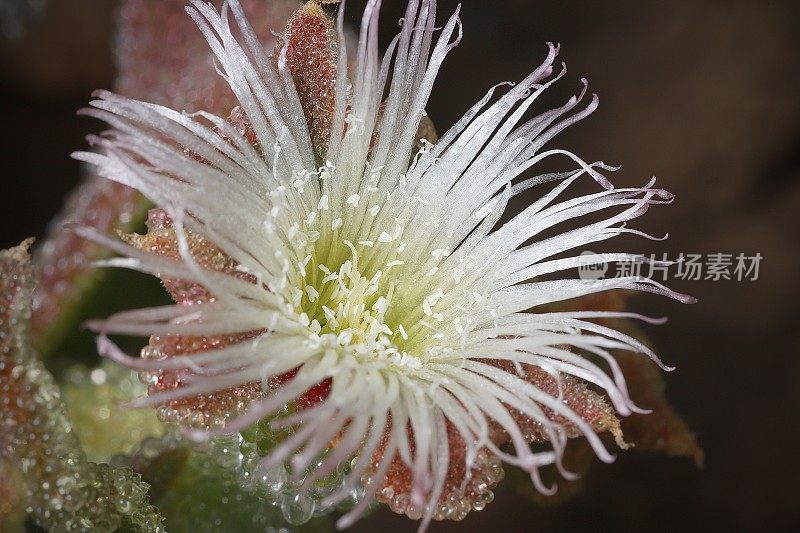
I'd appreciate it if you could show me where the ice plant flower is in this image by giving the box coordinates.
[73,0,693,529]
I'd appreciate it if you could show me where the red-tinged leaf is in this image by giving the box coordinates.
[143,332,266,430]
[124,208,243,306]
[1,239,35,357]
[281,1,338,159]
[0,458,27,530]
[615,345,703,466]
[377,360,625,522]
[123,209,266,429]
[556,291,702,465]
[497,362,627,448]
[1,241,164,531]
[377,421,507,521]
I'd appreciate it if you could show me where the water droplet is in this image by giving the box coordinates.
[280,492,315,525]
[253,463,286,494]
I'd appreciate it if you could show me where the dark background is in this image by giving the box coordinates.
[2,1,799,531]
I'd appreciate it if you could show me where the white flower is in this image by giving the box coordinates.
[73,0,692,529]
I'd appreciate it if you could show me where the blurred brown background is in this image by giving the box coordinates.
[1,0,799,531]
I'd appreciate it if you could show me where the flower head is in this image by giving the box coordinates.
[74,0,692,528]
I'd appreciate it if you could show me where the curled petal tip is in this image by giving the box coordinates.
[659,190,676,200]
[557,462,579,481]
[532,476,558,496]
